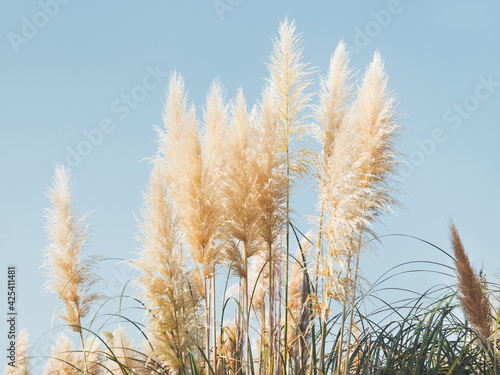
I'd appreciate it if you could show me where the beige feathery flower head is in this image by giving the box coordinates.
[4,329,31,375]
[44,334,79,375]
[159,73,224,279]
[266,18,314,179]
[43,164,99,333]
[222,89,264,278]
[450,220,493,344]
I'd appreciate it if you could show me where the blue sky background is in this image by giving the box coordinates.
[1,0,500,369]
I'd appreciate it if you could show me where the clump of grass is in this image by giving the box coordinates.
[23,18,500,375]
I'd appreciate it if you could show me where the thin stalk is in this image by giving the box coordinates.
[268,241,274,375]
[244,249,250,375]
[284,131,290,375]
[343,248,361,375]
[320,319,327,375]
[78,322,88,374]
[205,276,211,371]
[314,209,324,375]
[212,273,218,375]
[336,302,346,375]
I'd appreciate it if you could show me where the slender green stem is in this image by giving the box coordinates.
[268,240,274,375]
[336,303,346,375]
[205,275,211,371]
[343,249,361,375]
[244,249,250,375]
[212,273,218,375]
[284,146,290,375]
[78,323,88,374]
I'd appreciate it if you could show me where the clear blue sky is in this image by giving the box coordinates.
[1,0,500,369]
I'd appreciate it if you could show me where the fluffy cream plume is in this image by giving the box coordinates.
[314,41,358,309]
[353,51,399,222]
[44,334,80,375]
[344,51,399,375]
[43,335,102,374]
[43,164,99,334]
[267,18,313,368]
[159,73,224,278]
[134,158,198,372]
[157,73,227,370]
[253,86,288,369]
[254,86,288,251]
[450,221,493,343]
[316,108,364,308]
[267,17,313,176]
[313,49,399,375]
[83,337,102,374]
[102,328,128,373]
[201,79,230,373]
[317,49,399,309]
[203,78,229,179]
[221,89,263,374]
[4,329,31,375]
[102,326,148,374]
[315,41,354,164]
[223,90,262,278]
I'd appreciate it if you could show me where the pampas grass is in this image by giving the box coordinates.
[450,221,493,345]
[222,89,263,373]
[102,326,145,374]
[158,72,227,368]
[43,164,100,372]
[4,329,31,375]
[311,41,400,374]
[43,333,102,374]
[267,18,313,371]
[134,158,198,372]
[341,50,399,375]
[254,86,288,372]
[24,19,495,375]
[43,334,78,375]
[43,164,99,332]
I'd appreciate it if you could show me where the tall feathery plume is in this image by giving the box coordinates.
[4,329,31,375]
[342,51,399,375]
[312,40,354,374]
[43,164,99,372]
[158,73,224,368]
[254,86,288,371]
[266,18,313,372]
[287,242,311,375]
[134,158,198,373]
[202,78,229,374]
[450,221,493,345]
[222,89,262,374]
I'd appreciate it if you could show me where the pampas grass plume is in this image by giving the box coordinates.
[3,329,31,375]
[450,220,493,343]
[43,164,99,333]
